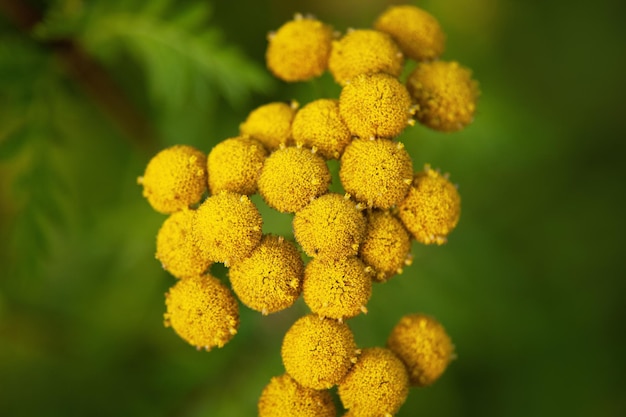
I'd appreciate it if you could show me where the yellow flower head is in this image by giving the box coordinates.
[194,191,263,265]
[139,145,207,214]
[387,313,454,387]
[240,101,298,150]
[339,138,413,209]
[258,146,331,213]
[291,99,352,160]
[281,313,358,389]
[303,256,372,320]
[374,5,446,62]
[397,165,461,245]
[229,235,304,315]
[407,60,480,132]
[164,275,239,350]
[258,373,336,417]
[207,136,267,195]
[266,14,334,82]
[338,347,409,417]
[359,210,412,282]
[293,193,366,260]
[339,72,413,139]
[328,29,404,85]
[156,209,212,279]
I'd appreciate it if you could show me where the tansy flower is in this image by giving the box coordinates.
[228,235,304,315]
[266,14,334,82]
[303,256,372,320]
[374,5,446,62]
[207,136,267,195]
[164,275,239,350]
[339,72,413,139]
[291,99,352,160]
[138,145,207,214]
[258,373,336,417]
[240,101,298,150]
[339,138,413,209]
[257,146,331,213]
[293,193,366,260]
[328,29,404,85]
[407,60,480,132]
[397,165,461,245]
[281,313,359,389]
[338,347,410,417]
[387,313,454,387]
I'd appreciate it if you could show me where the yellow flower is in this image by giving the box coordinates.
[258,373,336,417]
[339,138,413,209]
[406,60,480,132]
[207,136,267,195]
[291,99,352,160]
[293,193,366,260]
[240,101,298,150]
[328,29,404,85]
[339,73,413,139]
[229,235,304,315]
[164,275,239,350]
[303,256,372,320]
[138,145,207,214]
[281,313,359,389]
[338,347,409,417]
[374,5,446,61]
[257,146,331,213]
[397,165,461,245]
[387,313,454,387]
[266,14,334,82]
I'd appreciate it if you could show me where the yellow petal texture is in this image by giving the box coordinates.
[387,313,454,387]
[257,146,331,213]
[207,136,267,195]
[229,235,304,315]
[397,166,461,245]
[339,138,413,209]
[240,101,298,150]
[164,275,239,350]
[258,373,336,417]
[281,313,358,389]
[406,60,480,132]
[339,73,412,139]
[139,145,207,214]
[338,347,410,417]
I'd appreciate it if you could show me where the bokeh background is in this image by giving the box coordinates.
[1,0,624,416]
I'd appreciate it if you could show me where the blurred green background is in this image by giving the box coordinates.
[1,0,624,416]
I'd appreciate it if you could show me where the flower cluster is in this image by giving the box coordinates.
[138,4,478,416]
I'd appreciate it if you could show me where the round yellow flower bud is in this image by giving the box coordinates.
[207,136,267,195]
[387,313,454,386]
[229,235,304,315]
[303,256,372,320]
[266,14,334,82]
[240,101,298,150]
[328,29,404,85]
[359,210,411,282]
[281,313,358,389]
[164,275,239,350]
[339,138,413,209]
[339,73,413,139]
[293,193,366,260]
[397,165,461,245]
[374,5,446,61]
[139,145,207,214]
[291,99,352,160]
[338,347,409,417]
[406,60,480,132]
[258,373,336,417]
[258,146,331,213]
[156,209,212,279]
[194,191,263,265]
